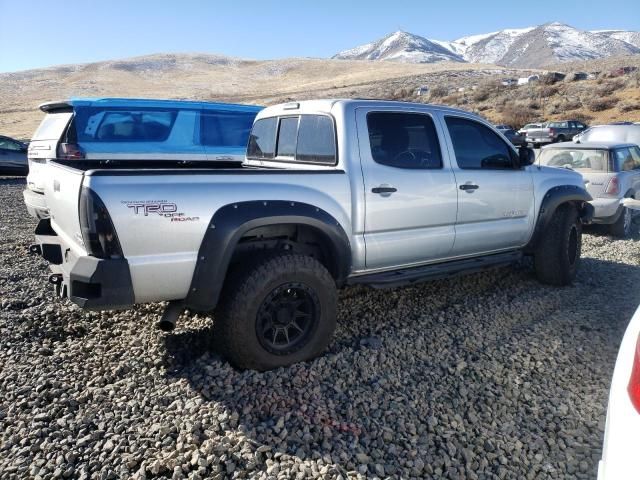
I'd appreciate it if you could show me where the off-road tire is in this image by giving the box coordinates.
[534,204,582,286]
[609,206,632,238]
[214,254,337,371]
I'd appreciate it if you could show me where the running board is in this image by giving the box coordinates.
[348,251,523,289]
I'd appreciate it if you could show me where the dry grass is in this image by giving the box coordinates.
[1,53,639,138]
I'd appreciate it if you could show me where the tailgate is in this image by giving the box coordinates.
[43,162,86,254]
[527,129,549,139]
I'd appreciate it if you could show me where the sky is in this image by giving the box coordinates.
[1,0,639,73]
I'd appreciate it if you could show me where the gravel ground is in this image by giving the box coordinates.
[1,177,639,480]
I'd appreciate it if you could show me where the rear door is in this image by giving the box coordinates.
[441,114,535,256]
[200,110,257,162]
[357,108,458,270]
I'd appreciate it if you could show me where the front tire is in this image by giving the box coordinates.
[214,254,337,371]
[610,206,632,238]
[534,204,582,286]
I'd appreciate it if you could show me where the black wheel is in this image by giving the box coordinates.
[534,204,582,286]
[610,206,633,238]
[214,254,337,370]
[556,135,566,143]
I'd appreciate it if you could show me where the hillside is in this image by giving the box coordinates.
[0,54,518,139]
[1,53,639,140]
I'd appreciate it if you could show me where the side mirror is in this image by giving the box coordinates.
[518,146,536,167]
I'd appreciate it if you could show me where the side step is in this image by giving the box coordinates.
[348,251,522,289]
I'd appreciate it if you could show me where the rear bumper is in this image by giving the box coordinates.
[33,219,134,310]
[591,198,622,224]
[527,137,553,144]
[23,188,49,219]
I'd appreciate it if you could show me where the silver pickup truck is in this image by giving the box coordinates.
[30,99,593,370]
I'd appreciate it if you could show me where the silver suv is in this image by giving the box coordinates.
[540,141,640,236]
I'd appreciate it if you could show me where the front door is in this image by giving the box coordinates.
[357,108,459,270]
[441,114,535,256]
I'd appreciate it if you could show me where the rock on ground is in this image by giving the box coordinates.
[1,177,636,479]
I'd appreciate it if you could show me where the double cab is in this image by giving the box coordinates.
[29,99,593,370]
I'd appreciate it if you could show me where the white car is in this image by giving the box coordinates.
[598,304,640,479]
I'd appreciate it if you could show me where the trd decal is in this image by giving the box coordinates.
[122,200,199,222]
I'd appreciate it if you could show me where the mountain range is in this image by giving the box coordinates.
[333,22,640,68]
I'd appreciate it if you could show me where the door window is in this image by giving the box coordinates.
[614,148,635,171]
[445,116,516,169]
[629,146,640,169]
[366,112,442,169]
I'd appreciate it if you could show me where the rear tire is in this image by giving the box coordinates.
[214,254,337,371]
[534,204,582,286]
[610,206,632,238]
[556,135,566,143]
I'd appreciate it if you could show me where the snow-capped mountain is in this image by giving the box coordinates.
[333,23,640,68]
[332,31,465,64]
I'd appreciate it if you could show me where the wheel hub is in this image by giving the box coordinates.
[256,283,319,355]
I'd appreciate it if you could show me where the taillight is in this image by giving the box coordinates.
[79,187,123,259]
[548,128,555,137]
[58,143,85,160]
[605,177,620,196]
[628,334,640,414]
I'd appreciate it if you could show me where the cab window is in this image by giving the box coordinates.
[445,116,516,169]
[366,112,442,169]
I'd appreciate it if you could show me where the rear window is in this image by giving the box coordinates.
[276,117,299,157]
[247,117,277,159]
[247,114,336,164]
[296,115,336,164]
[539,148,609,172]
[32,112,73,141]
[201,111,256,147]
[74,107,178,142]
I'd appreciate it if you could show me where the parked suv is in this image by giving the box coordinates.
[30,99,593,370]
[526,120,588,147]
[24,98,262,218]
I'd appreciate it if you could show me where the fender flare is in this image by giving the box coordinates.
[525,185,593,253]
[184,200,351,312]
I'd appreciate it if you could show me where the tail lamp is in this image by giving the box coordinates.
[79,187,123,259]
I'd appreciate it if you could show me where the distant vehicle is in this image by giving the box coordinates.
[23,98,263,219]
[501,129,527,147]
[526,120,588,148]
[501,78,517,86]
[598,303,640,480]
[539,141,640,236]
[518,123,543,136]
[494,124,514,131]
[0,135,28,175]
[517,75,540,85]
[575,124,640,147]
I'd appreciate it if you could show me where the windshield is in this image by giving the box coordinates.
[539,148,609,172]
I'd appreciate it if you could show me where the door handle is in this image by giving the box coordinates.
[459,183,479,191]
[371,186,397,194]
